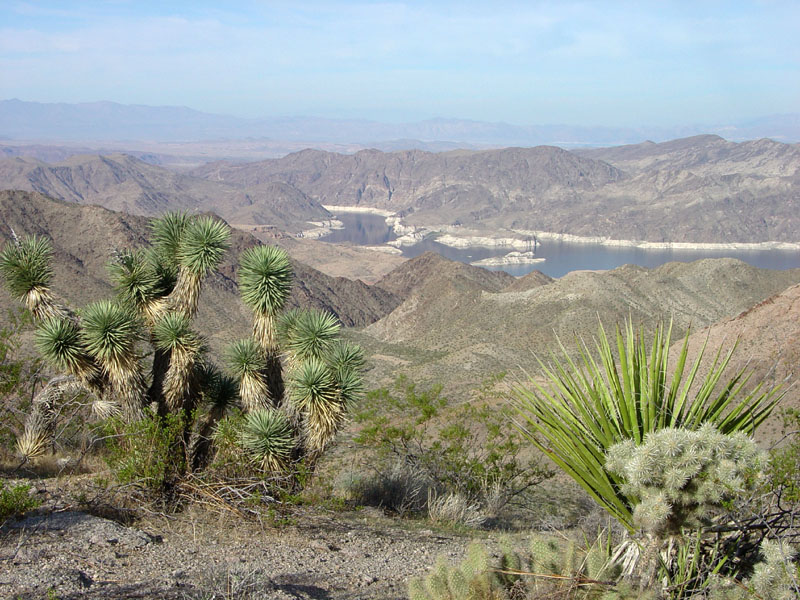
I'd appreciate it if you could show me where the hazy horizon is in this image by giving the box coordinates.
[2,1,799,129]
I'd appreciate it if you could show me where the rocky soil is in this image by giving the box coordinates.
[1,478,475,600]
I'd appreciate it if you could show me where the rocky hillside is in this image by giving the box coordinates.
[357,256,800,392]
[3,135,798,244]
[674,282,800,442]
[374,251,514,298]
[0,155,330,230]
[0,191,398,357]
[190,137,800,243]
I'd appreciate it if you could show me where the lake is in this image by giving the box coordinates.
[320,213,800,278]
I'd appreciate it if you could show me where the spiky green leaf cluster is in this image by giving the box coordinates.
[239,408,294,472]
[239,245,292,317]
[35,317,95,378]
[286,310,340,362]
[606,424,768,535]
[0,235,53,299]
[513,319,782,531]
[108,249,159,307]
[80,300,140,366]
[225,338,266,377]
[150,211,188,266]
[289,357,342,453]
[153,312,202,355]
[176,216,230,276]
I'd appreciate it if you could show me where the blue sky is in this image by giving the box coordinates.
[1,1,798,126]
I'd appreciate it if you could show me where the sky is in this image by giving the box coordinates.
[1,1,798,127]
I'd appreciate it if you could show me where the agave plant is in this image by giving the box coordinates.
[288,357,344,456]
[1,214,364,484]
[170,216,230,318]
[80,300,146,421]
[0,235,66,321]
[286,309,340,366]
[35,316,102,389]
[512,319,782,531]
[239,408,295,472]
[226,338,270,412]
[189,364,239,471]
[153,312,205,412]
[108,249,168,323]
[238,245,293,352]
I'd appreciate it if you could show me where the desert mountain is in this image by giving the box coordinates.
[0,154,330,230]
[374,251,514,299]
[675,283,800,442]
[3,135,798,245]
[357,257,800,392]
[0,191,399,357]
[191,138,800,243]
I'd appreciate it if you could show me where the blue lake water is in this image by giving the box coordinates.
[320,213,800,278]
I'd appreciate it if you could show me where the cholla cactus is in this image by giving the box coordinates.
[408,542,506,600]
[606,424,768,537]
[0,212,364,482]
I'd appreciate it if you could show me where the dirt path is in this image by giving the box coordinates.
[1,481,473,600]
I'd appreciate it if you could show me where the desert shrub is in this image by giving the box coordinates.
[512,320,791,596]
[352,375,552,522]
[0,308,43,457]
[0,216,364,498]
[343,458,432,515]
[768,408,800,502]
[0,480,40,521]
[99,410,185,492]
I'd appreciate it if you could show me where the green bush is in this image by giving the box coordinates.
[353,375,552,520]
[0,481,40,521]
[99,410,185,492]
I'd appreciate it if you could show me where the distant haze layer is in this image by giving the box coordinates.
[2,100,800,147]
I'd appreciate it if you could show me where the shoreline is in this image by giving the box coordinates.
[322,205,396,217]
[507,229,800,252]
[308,206,800,252]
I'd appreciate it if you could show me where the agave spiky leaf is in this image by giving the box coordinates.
[153,313,205,412]
[226,338,269,412]
[80,300,145,420]
[289,358,343,455]
[170,216,230,317]
[512,319,784,532]
[287,310,340,363]
[91,398,121,420]
[0,235,65,320]
[16,418,49,459]
[326,340,366,373]
[35,317,102,387]
[197,363,240,416]
[239,408,294,472]
[150,211,188,268]
[145,246,178,298]
[108,249,167,322]
[239,245,293,351]
[331,364,365,408]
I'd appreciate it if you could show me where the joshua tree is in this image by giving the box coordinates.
[0,212,363,482]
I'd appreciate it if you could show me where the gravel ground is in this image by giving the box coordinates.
[0,480,476,600]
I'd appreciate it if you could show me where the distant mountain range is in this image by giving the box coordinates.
[2,99,800,147]
[1,134,798,244]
